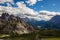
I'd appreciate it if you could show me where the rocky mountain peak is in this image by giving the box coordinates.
[0,12,34,35]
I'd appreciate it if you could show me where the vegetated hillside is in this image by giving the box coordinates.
[0,12,34,36]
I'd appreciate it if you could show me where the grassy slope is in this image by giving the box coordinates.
[0,34,10,38]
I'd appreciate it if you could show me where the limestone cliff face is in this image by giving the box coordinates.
[0,12,34,35]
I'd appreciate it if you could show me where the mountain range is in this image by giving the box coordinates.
[19,11,60,30]
[0,11,60,32]
[23,15,60,30]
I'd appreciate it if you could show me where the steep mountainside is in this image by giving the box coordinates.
[48,15,60,29]
[0,12,34,35]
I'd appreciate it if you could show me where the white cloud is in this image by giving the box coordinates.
[38,0,43,1]
[16,2,38,15]
[52,4,56,6]
[0,1,40,21]
[39,10,60,20]
[40,5,44,8]
[0,1,60,21]
[26,0,37,6]
[0,2,38,16]
[0,0,13,4]
[0,5,60,21]
[26,0,43,6]
[6,3,12,7]
[39,10,60,16]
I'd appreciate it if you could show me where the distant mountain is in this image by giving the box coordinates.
[0,12,34,35]
[48,15,60,30]
[23,18,47,29]
[22,15,60,30]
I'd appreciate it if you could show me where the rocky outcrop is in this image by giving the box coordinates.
[0,12,34,35]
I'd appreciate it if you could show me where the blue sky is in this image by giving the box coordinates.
[14,0,60,12]
[0,0,60,12]
[33,0,60,12]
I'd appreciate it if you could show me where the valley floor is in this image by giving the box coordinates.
[0,30,60,40]
[0,37,60,40]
